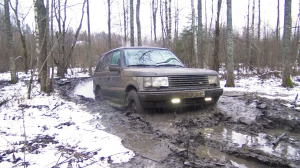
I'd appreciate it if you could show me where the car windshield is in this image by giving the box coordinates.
[124,49,185,67]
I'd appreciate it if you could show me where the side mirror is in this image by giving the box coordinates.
[109,65,121,71]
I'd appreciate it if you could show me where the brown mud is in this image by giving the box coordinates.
[55,78,300,168]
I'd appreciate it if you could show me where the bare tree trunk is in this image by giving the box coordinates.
[152,0,158,42]
[33,0,48,92]
[246,0,250,71]
[282,0,293,87]
[174,0,178,41]
[168,0,171,44]
[197,0,203,68]
[4,0,18,84]
[225,0,234,87]
[257,0,261,72]
[87,0,92,75]
[107,0,112,50]
[130,0,134,46]
[205,0,207,33]
[160,0,165,46]
[165,0,169,43]
[191,0,197,67]
[136,0,142,46]
[276,0,280,42]
[123,0,127,43]
[209,0,214,37]
[12,0,29,74]
[249,0,255,70]
[212,0,222,72]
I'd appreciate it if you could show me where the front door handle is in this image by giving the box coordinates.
[107,76,111,79]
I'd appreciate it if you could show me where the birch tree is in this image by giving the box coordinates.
[4,0,18,84]
[130,0,134,46]
[282,0,293,87]
[33,0,48,92]
[136,0,142,46]
[225,0,235,87]
[212,0,222,72]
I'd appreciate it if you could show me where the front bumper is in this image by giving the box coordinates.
[138,88,223,108]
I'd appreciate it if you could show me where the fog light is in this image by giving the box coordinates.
[172,98,181,104]
[205,97,212,101]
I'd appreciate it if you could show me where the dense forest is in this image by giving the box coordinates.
[0,0,297,94]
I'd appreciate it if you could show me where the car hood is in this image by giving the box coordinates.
[122,67,218,76]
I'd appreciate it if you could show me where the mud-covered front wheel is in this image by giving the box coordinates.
[126,90,145,113]
[94,87,104,101]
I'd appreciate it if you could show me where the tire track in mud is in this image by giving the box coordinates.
[56,78,300,168]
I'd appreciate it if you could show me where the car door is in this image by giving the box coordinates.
[94,52,113,99]
[107,50,124,105]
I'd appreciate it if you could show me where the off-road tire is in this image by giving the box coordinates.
[126,90,145,113]
[95,87,104,101]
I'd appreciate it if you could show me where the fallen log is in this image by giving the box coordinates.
[272,132,287,146]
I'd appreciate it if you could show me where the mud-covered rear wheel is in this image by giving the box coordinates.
[126,90,145,113]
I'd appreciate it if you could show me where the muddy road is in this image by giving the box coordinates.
[56,78,300,168]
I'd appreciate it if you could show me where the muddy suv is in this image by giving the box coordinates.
[93,47,223,113]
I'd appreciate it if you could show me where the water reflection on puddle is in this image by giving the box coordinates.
[200,126,300,161]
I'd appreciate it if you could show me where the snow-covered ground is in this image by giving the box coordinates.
[1,69,300,167]
[0,70,134,168]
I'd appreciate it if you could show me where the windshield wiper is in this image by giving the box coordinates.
[156,64,185,68]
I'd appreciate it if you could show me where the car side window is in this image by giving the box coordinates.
[111,51,121,66]
[96,52,113,72]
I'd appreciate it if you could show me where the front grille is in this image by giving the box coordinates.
[169,75,209,88]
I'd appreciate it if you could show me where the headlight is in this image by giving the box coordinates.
[144,77,169,87]
[208,76,219,86]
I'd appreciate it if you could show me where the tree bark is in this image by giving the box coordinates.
[197,0,203,68]
[130,0,134,46]
[249,0,255,70]
[123,0,127,43]
[225,0,235,87]
[276,0,280,42]
[4,0,18,84]
[12,0,29,74]
[136,0,142,46]
[257,0,261,72]
[246,0,250,71]
[212,0,222,72]
[191,0,197,67]
[282,0,293,88]
[107,0,112,50]
[87,0,92,75]
[152,0,158,42]
[33,0,48,92]
[160,0,165,46]
[165,0,168,44]
[168,0,171,44]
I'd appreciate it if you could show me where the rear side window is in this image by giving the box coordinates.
[95,52,113,72]
[111,51,121,65]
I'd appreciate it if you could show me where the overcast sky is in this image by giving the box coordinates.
[9,0,300,39]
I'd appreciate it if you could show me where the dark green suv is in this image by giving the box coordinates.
[93,47,223,113]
